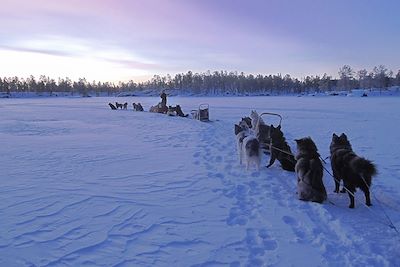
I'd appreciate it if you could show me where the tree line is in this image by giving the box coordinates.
[1,65,399,96]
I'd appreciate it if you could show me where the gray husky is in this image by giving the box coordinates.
[330,133,377,208]
[235,122,261,171]
[295,137,327,203]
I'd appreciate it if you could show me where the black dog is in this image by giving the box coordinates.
[133,103,144,111]
[330,133,377,208]
[241,117,252,128]
[257,124,272,153]
[266,125,296,172]
[176,105,188,117]
[295,137,327,203]
[115,102,123,109]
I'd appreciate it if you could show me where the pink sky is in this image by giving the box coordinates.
[0,0,399,82]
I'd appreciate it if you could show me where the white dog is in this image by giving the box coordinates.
[250,110,265,136]
[235,122,261,171]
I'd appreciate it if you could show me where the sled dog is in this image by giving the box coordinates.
[241,116,252,129]
[115,102,123,109]
[234,123,261,171]
[266,125,296,172]
[167,106,177,116]
[295,137,327,203]
[257,123,272,153]
[250,110,265,135]
[330,133,377,208]
[133,103,144,111]
[175,105,188,117]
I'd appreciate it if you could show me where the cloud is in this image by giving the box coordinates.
[0,45,75,58]
[105,59,159,70]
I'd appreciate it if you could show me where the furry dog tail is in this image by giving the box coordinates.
[246,139,260,157]
[351,157,377,179]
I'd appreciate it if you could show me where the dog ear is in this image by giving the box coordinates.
[234,124,241,135]
[277,125,281,130]
[295,139,301,144]
[340,133,347,139]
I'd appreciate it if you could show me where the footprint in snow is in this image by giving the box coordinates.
[282,215,308,243]
[282,215,296,225]
[227,209,248,226]
[258,228,278,251]
[215,173,224,179]
[244,228,277,266]
[224,164,233,171]
[204,163,215,171]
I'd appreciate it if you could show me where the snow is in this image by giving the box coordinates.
[0,96,399,266]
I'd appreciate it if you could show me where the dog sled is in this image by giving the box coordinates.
[257,112,283,153]
[260,112,282,127]
[191,103,210,122]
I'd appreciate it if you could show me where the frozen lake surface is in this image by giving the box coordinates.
[1,96,399,266]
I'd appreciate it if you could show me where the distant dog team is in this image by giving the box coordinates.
[109,99,191,120]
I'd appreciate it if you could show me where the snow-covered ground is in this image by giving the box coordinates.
[1,96,399,266]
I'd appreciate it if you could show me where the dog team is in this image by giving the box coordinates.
[109,102,128,110]
[235,110,377,208]
[108,92,189,117]
[109,101,144,111]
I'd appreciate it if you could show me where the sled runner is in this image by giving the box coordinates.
[191,103,210,122]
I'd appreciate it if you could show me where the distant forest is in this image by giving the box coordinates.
[1,65,400,96]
